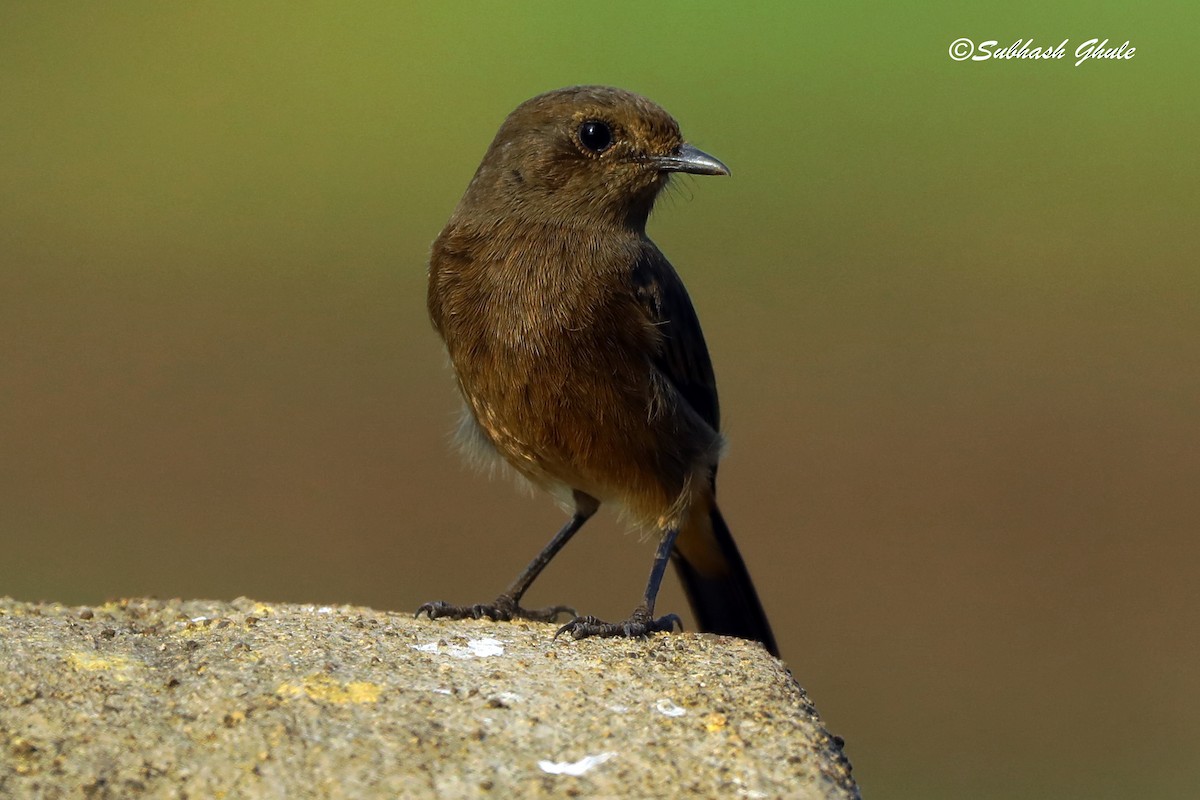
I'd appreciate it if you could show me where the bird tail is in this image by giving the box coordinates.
[672,502,779,657]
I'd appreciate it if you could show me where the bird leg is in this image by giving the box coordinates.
[555,527,683,642]
[416,509,592,624]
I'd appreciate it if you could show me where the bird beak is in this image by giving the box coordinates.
[654,144,730,176]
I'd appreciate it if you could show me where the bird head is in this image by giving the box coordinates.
[456,86,729,230]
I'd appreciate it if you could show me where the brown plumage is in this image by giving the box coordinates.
[419,86,777,657]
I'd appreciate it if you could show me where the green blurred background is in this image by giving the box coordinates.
[2,3,1196,798]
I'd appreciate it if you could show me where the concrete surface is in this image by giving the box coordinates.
[0,597,859,798]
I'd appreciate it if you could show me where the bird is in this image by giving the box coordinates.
[417,86,778,657]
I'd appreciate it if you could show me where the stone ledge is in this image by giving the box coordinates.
[0,597,858,799]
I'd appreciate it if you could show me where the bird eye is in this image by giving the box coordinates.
[577,120,613,153]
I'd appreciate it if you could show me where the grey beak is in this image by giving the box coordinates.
[654,143,730,176]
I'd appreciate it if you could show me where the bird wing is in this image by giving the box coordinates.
[630,246,720,432]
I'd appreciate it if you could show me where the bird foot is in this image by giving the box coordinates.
[555,608,682,643]
[416,595,574,624]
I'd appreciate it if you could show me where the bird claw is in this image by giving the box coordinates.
[554,609,682,642]
[416,596,574,623]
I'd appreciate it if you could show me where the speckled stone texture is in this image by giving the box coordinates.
[0,597,859,799]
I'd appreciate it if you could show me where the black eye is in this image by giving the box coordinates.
[578,120,613,153]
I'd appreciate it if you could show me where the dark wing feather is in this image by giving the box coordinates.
[631,250,778,652]
[630,247,720,432]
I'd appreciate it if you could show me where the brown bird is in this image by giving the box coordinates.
[418,86,778,657]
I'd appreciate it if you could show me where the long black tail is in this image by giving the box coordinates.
[672,504,779,657]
